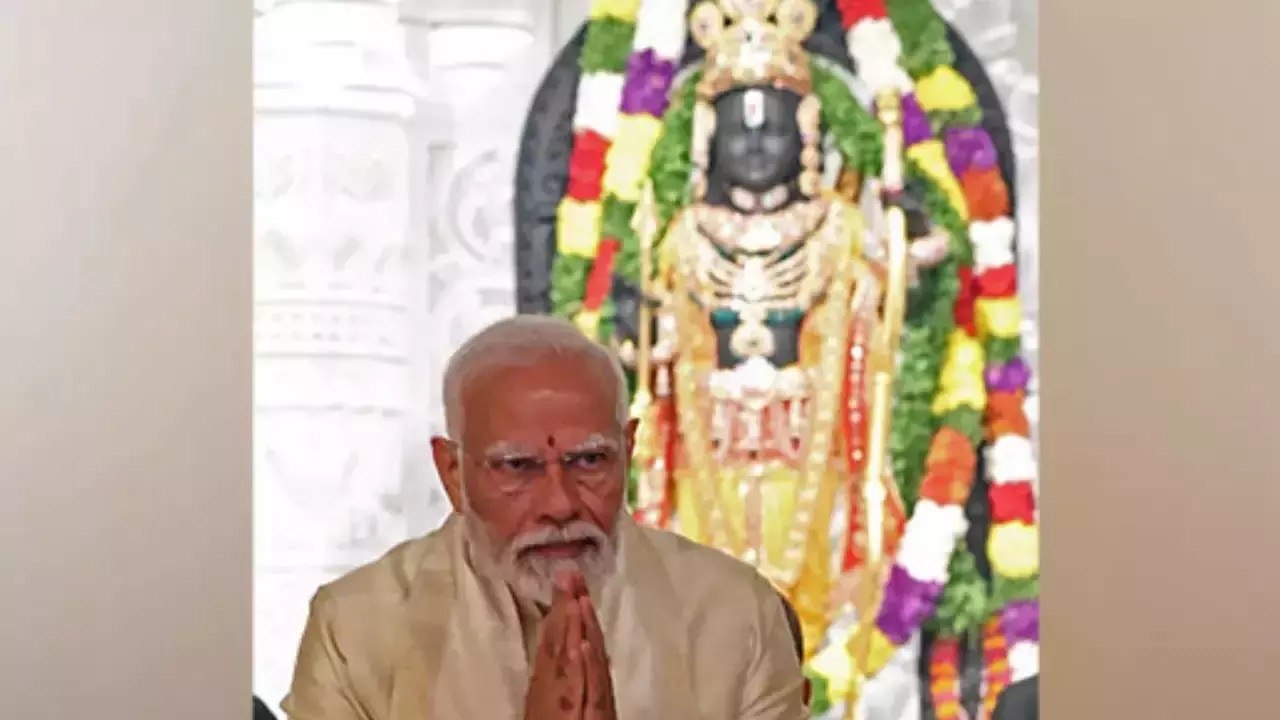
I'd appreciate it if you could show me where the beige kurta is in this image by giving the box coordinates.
[282,514,806,720]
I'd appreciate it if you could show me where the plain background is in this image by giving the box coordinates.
[0,0,1276,718]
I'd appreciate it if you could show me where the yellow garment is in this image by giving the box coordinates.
[282,514,805,720]
[675,461,840,662]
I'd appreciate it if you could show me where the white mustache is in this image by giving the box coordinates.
[510,521,606,555]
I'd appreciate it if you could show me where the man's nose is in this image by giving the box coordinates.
[536,461,579,522]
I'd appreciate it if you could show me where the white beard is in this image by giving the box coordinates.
[463,509,620,606]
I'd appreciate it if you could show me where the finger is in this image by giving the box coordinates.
[578,597,613,716]
[554,569,578,596]
[540,589,574,664]
[564,570,588,600]
[563,601,587,715]
[581,637,613,717]
[565,589,586,662]
[578,595,607,655]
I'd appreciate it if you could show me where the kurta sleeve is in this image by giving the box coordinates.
[738,590,808,720]
[281,589,374,720]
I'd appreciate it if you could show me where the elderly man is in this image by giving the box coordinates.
[283,315,805,720]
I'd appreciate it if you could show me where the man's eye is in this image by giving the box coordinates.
[571,452,608,469]
[500,458,538,473]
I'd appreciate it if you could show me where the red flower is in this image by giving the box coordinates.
[836,0,888,28]
[959,167,1010,221]
[989,481,1036,525]
[582,237,621,310]
[953,265,977,335]
[976,264,1017,298]
[566,130,610,201]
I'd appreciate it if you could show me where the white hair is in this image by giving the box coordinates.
[442,315,629,440]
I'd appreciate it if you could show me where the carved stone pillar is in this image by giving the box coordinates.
[252,0,418,706]
[398,0,575,534]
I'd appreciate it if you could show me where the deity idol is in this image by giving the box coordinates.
[515,0,1042,717]
[626,0,946,666]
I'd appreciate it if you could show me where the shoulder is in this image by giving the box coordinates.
[637,525,782,630]
[309,518,458,635]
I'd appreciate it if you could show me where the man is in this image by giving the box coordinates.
[775,592,812,710]
[282,315,805,720]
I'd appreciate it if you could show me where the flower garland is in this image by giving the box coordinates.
[794,0,1037,714]
[549,0,640,336]
[883,0,1041,704]
[980,617,1012,717]
[553,0,688,341]
[544,0,1038,708]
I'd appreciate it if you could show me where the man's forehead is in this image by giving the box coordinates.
[482,432,618,456]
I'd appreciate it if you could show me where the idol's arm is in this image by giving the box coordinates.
[281,590,374,720]
[738,579,809,720]
[630,237,679,528]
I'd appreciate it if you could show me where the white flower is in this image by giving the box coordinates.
[896,500,967,583]
[1008,641,1039,682]
[848,19,901,66]
[848,19,914,94]
[986,434,1037,485]
[572,72,626,138]
[970,217,1017,273]
[896,530,949,583]
[914,499,968,534]
[632,0,688,60]
[860,58,916,95]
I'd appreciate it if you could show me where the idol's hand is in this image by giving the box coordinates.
[524,573,588,720]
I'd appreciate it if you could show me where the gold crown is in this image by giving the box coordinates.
[690,0,818,101]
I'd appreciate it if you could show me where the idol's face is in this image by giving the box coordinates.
[710,86,804,192]
[430,354,635,605]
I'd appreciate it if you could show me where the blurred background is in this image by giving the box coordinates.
[251,0,1039,707]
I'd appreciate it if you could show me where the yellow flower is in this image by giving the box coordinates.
[976,297,1023,339]
[602,153,649,203]
[906,140,969,222]
[915,66,977,113]
[989,522,1040,579]
[588,0,641,21]
[944,328,985,373]
[574,310,602,338]
[933,380,987,415]
[806,627,897,701]
[932,330,987,412]
[556,199,603,257]
[602,115,664,202]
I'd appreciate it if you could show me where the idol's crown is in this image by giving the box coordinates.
[691,0,818,101]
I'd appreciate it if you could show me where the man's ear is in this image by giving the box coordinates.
[430,436,464,511]
[624,417,639,458]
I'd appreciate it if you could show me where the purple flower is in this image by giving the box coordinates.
[875,564,944,646]
[984,356,1032,393]
[1001,599,1040,644]
[873,94,933,148]
[620,49,677,117]
[944,126,998,177]
[900,94,933,147]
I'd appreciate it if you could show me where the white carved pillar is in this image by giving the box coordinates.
[253,0,418,707]
[398,0,572,528]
